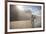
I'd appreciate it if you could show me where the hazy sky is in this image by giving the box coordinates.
[23,5,41,16]
[12,5,41,16]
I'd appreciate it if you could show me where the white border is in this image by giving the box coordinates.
[7,2,43,32]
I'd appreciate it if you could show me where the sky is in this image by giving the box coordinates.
[14,5,41,16]
[23,5,41,16]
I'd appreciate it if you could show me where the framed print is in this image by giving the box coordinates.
[5,1,45,34]
[8,0,33,1]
